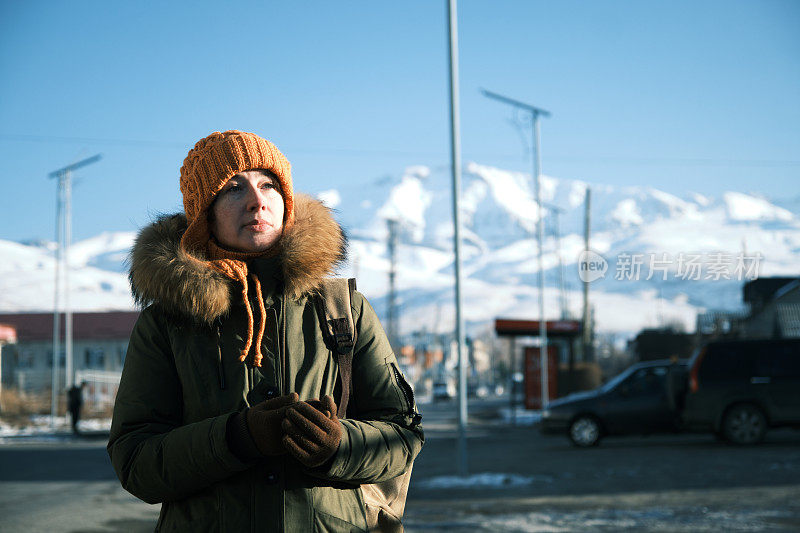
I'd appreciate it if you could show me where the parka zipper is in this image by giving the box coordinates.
[215,323,226,390]
[280,296,286,395]
[392,363,413,411]
[279,294,286,533]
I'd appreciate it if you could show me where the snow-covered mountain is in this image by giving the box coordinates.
[0,237,133,312]
[3,162,799,341]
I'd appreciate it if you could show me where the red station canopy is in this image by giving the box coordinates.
[494,318,582,338]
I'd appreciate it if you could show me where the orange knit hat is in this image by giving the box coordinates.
[178,130,295,367]
[179,130,294,254]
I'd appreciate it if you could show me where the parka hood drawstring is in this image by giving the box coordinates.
[204,254,271,367]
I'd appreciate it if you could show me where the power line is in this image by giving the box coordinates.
[2,133,798,168]
[0,133,444,157]
[0,134,185,149]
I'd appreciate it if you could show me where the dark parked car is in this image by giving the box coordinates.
[432,379,455,401]
[540,360,687,447]
[682,339,800,445]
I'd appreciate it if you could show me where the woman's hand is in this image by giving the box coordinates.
[246,392,300,456]
[282,395,342,468]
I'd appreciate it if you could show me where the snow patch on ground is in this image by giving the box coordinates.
[497,408,542,426]
[0,415,111,440]
[415,472,553,490]
[406,507,797,533]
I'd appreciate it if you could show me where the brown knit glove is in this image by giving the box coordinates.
[245,392,300,456]
[282,395,342,468]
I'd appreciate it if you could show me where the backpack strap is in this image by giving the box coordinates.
[314,278,357,418]
[316,279,415,529]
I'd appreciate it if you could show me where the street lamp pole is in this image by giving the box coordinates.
[48,154,101,426]
[446,0,468,476]
[51,175,64,427]
[532,111,549,409]
[481,89,552,410]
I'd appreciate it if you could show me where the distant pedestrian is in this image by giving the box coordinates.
[67,382,86,434]
[108,130,423,532]
[665,355,686,422]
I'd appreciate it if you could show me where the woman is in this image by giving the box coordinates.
[108,130,423,532]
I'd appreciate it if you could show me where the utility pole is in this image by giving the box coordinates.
[482,88,552,410]
[49,154,101,426]
[544,202,568,320]
[51,174,64,427]
[446,0,468,476]
[387,218,399,350]
[582,188,592,362]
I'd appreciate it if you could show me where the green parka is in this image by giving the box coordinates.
[108,195,424,532]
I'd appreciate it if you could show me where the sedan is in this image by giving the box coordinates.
[539,359,687,447]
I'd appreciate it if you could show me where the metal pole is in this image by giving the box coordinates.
[582,189,591,362]
[553,209,567,320]
[48,154,101,424]
[51,175,63,427]
[509,337,516,425]
[447,0,468,477]
[533,114,549,410]
[387,219,399,350]
[480,89,551,409]
[544,203,567,320]
[64,169,74,389]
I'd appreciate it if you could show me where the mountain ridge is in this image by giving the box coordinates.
[3,163,797,340]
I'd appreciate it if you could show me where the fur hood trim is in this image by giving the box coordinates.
[128,194,346,322]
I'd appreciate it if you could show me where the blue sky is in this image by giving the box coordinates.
[0,0,798,243]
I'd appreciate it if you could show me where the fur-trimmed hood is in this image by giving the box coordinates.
[128,194,346,323]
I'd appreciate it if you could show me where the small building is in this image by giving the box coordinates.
[741,277,800,339]
[695,309,748,339]
[630,328,696,362]
[0,311,139,394]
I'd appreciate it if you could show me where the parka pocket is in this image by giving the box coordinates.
[313,509,368,533]
[156,487,220,532]
[156,502,204,532]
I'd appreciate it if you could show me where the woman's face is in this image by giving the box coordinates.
[209,170,285,253]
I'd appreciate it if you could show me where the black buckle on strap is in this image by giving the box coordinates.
[329,318,354,354]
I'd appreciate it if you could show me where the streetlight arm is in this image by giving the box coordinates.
[49,154,102,178]
[481,88,551,118]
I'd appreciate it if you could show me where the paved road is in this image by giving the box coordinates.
[1,398,799,532]
[408,399,800,531]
